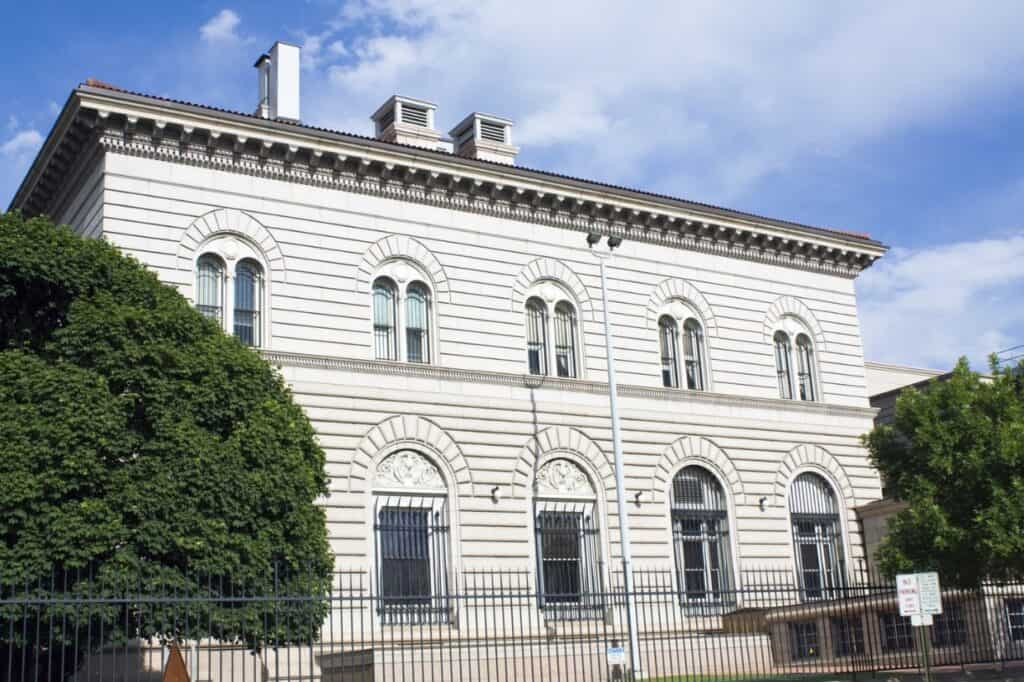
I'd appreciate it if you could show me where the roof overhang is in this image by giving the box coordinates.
[11,85,888,277]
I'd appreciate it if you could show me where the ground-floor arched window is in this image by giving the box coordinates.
[789,472,845,600]
[670,465,733,608]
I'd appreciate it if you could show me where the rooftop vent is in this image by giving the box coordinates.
[371,95,442,150]
[254,42,301,122]
[449,113,519,165]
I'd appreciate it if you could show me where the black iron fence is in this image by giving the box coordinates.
[3,564,1024,681]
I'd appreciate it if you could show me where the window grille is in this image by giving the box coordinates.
[1007,600,1024,642]
[774,331,794,399]
[406,282,431,364]
[373,277,399,361]
[554,301,578,378]
[526,297,548,375]
[659,316,680,388]
[233,259,262,347]
[374,496,451,624]
[795,334,816,401]
[831,617,866,657]
[789,621,819,660]
[931,605,967,647]
[789,472,845,600]
[671,466,732,608]
[682,318,706,390]
[195,254,224,322]
[879,612,915,652]
[534,502,604,620]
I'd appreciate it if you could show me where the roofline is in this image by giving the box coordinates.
[14,84,888,256]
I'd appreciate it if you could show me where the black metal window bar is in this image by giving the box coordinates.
[553,301,578,378]
[233,259,262,347]
[879,612,916,652]
[374,496,451,625]
[795,333,817,401]
[682,318,706,390]
[774,330,794,399]
[670,466,733,612]
[789,472,846,601]
[195,254,224,323]
[405,282,431,364]
[790,620,820,660]
[372,277,399,361]
[525,297,548,375]
[659,315,680,388]
[534,503,604,621]
[831,616,867,657]
[1007,599,1024,642]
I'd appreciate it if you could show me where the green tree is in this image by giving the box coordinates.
[0,211,332,678]
[864,357,1024,586]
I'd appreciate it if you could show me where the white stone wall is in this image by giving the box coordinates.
[61,149,883,578]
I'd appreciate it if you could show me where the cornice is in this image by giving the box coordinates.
[15,89,886,279]
[261,349,879,420]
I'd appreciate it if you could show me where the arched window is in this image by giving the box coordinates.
[789,472,845,600]
[234,259,263,347]
[534,458,603,620]
[525,297,548,376]
[671,466,732,606]
[195,254,225,322]
[795,334,816,401]
[774,331,794,400]
[373,449,451,624]
[682,319,706,391]
[406,282,431,363]
[373,277,399,361]
[554,301,578,378]
[659,315,680,388]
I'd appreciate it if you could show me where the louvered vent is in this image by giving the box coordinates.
[479,119,506,143]
[402,105,429,128]
[377,108,395,130]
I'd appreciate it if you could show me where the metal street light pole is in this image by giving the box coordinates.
[590,233,642,679]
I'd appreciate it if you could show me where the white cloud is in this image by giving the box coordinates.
[1,129,42,158]
[857,235,1024,370]
[301,1,1024,202]
[200,9,242,44]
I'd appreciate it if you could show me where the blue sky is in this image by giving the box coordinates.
[3,1,1023,371]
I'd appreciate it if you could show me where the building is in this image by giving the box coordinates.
[11,42,889,636]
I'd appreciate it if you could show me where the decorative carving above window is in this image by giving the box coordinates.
[536,458,595,497]
[375,450,446,491]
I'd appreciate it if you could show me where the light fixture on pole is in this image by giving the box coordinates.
[588,231,642,679]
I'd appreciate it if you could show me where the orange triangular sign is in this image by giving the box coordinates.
[163,643,190,682]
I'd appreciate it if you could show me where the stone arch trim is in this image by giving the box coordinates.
[347,415,472,496]
[177,208,286,282]
[762,296,826,349]
[511,258,595,321]
[357,234,451,304]
[646,279,718,336]
[651,436,744,505]
[510,426,614,499]
[774,444,856,508]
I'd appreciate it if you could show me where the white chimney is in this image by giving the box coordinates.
[449,113,519,165]
[254,42,300,122]
[371,95,442,150]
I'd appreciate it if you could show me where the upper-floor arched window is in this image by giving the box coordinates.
[234,259,263,347]
[789,472,845,600]
[671,466,733,606]
[370,267,436,365]
[193,248,266,348]
[524,286,581,379]
[658,305,709,391]
[195,254,225,323]
[406,282,432,363]
[774,326,819,402]
[373,277,399,361]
